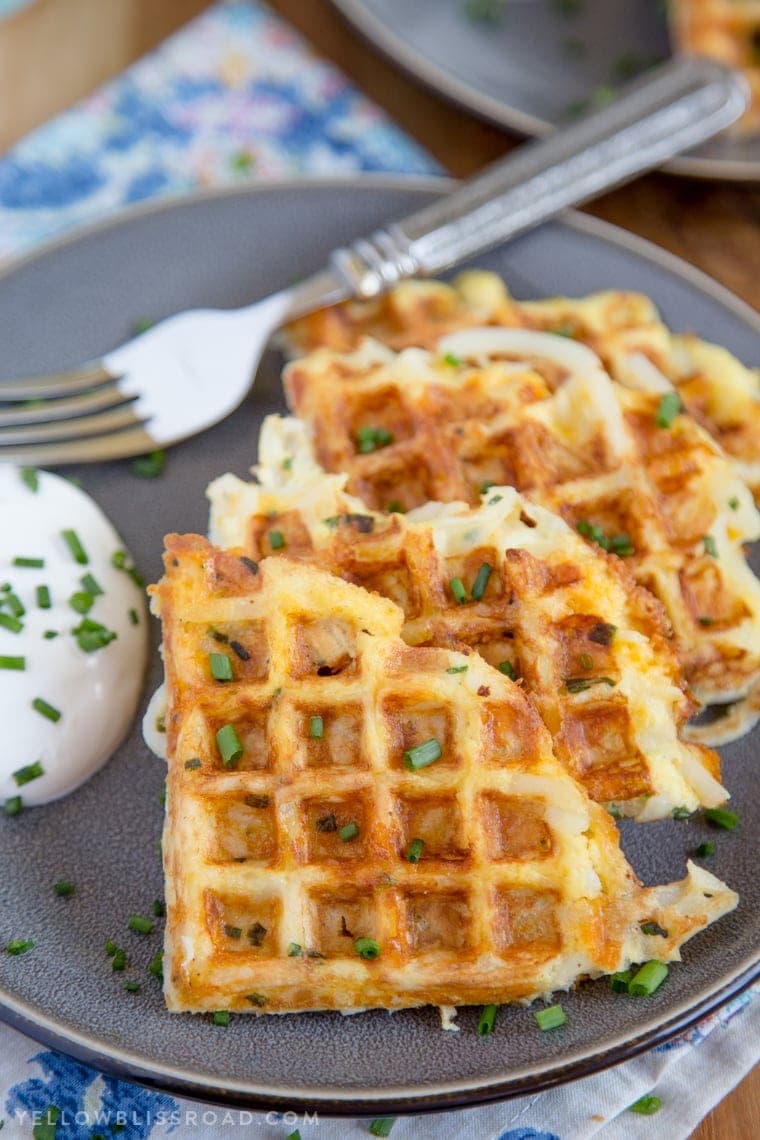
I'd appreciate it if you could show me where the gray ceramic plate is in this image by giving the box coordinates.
[332,0,760,182]
[0,178,758,1115]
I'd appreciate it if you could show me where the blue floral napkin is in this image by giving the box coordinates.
[0,3,756,1138]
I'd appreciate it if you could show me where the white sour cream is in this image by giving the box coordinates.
[0,465,148,806]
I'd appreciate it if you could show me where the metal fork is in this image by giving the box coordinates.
[0,57,747,466]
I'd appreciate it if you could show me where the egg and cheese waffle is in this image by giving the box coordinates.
[284,272,760,502]
[151,536,736,1015]
[281,332,760,716]
[209,439,726,819]
[669,0,760,135]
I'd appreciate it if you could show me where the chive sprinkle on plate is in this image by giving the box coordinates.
[534,1004,566,1031]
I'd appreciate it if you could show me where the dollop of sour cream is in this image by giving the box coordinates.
[0,465,148,806]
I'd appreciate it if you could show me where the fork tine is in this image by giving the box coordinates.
[0,405,147,446]
[0,424,160,466]
[0,385,132,427]
[0,363,115,402]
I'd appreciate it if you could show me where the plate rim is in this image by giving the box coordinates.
[0,174,757,1114]
[330,0,760,183]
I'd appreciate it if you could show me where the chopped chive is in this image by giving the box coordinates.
[216,723,243,766]
[579,652,594,670]
[356,425,394,453]
[6,939,34,955]
[246,992,268,1006]
[387,500,406,513]
[112,948,127,970]
[287,942,302,957]
[698,616,714,627]
[629,1095,662,1115]
[128,915,154,935]
[43,630,58,639]
[672,806,692,820]
[498,660,516,679]
[0,613,22,634]
[369,1118,397,1137]
[133,317,155,334]
[20,466,39,493]
[477,1003,498,1035]
[61,528,88,565]
[13,556,44,568]
[309,715,324,739]
[0,655,25,670]
[69,591,94,615]
[286,1132,302,1140]
[3,594,24,618]
[248,922,267,946]
[32,698,61,723]
[442,352,462,367]
[628,960,668,996]
[703,534,718,559]
[339,821,359,842]
[213,1010,230,1027]
[123,981,141,993]
[105,939,117,956]
[224,924,242,940]
[128,608,139,625]
[111,549,144,588]
[449,577,467,604]
[354,937,381,959]
[446,664,468,673]
[4,796,22,816]
[488,494,503,505]
[608,534,635,556]
[131,449,166,478]
[404,737,442,770]
[36,585,51,610]
[696,842,715,858]
[729,496,740,511]
[281,456,293,470]
[152,899,165,917]
[80,573,103,596]
[471,562,493,601]
[209,652,233,682]
[268,529,285,550]
[72,618,117,652]
[564,676,615,693]
[148,950,164,983]
[655,391,681,428]
[406,837,425,863]
[704,807,738,830]
[54,880,74,897]
[609,969,632,993]
[534,1004,566,1030]
[13,761,43,786]
[608,806,623,820]
[640,922,668,937]
[184,758,202,770]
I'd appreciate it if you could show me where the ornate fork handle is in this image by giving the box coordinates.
[330,56,747,299]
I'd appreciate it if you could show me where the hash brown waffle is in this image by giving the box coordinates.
[281,332,760,717]
[151,537,736,1014]
[284,272,760,502]
[209,437,726,819]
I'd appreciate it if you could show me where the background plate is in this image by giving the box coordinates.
[0,178,758,1114]
[332,0,760,182]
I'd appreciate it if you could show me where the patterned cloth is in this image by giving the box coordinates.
[0,3,756,1137]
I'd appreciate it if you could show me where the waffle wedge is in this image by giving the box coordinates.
[281,332,760,720]
[151,536,736,1015]
[209,430,726,819]
[284,272,760,502]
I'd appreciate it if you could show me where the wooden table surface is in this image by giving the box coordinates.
[0,1,757,1135]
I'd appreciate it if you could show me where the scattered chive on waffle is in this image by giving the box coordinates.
[149,538,736,1015]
